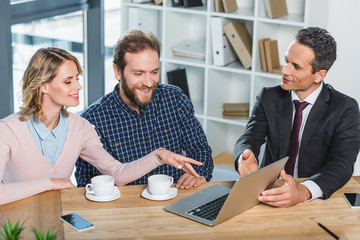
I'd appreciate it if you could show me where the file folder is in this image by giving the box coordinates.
[211,17,237,66]
[183,0,203,7]
[223,22,252,69]
[214,0,224,12]
[264,0,288,19]
[167,68,191,99]
[222,0,238,13]
[128,7,159,37]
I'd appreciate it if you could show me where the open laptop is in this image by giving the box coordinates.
[164,157,288,226]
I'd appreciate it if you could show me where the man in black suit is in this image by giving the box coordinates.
[234,27,360,207]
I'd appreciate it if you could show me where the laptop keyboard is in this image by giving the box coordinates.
[186,193,229,221]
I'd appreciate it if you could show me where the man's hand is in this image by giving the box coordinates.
[237,149,258,177]
[155,149,203,178]
[258,170,312,207]
[51,178,75,190]
[176,173,206,190]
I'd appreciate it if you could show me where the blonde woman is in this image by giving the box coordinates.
[0,48,202,205]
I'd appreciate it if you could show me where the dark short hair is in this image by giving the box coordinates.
[113,30,161,73]
[296,27,337,73]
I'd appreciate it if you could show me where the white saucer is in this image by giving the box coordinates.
[141,187,177,201]
[86,187,121,202]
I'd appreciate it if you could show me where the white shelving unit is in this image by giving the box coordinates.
[121,0,327,157]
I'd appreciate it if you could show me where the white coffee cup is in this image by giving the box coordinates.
[86,175,114,197]
[148,174,174,196]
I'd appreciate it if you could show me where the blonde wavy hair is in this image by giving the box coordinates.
[19,48,83,121]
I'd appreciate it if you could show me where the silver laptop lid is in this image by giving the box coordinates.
[213,156,288,226]
[164,157,288,226]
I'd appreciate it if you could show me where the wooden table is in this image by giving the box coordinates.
[1,177,360,240]
[0,190,64,240]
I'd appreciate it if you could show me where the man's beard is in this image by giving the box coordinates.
[120,74,157,108]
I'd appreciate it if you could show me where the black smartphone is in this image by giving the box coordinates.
[343,193,360,208]
[59,213,95,232]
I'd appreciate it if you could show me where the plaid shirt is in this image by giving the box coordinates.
[75,84,213,186]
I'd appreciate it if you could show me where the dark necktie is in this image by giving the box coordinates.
[285,100,309,176]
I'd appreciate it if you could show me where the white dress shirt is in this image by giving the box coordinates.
[291,82,324,200]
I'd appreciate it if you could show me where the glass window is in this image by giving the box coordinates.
[104,0,121,94]
[11,11,85,113]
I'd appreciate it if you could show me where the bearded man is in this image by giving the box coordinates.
[75,30,213,189]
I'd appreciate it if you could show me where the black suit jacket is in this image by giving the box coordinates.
[234,84,360,199]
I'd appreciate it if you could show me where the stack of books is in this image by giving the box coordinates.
[172,40,205,60]
[258,38,282,74]
[222,103,249,119]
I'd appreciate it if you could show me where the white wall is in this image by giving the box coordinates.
[326,0,360,104]
[317,0,360,175]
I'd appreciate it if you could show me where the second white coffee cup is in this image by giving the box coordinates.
[148,174,174,196]
[86,175,114,197]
